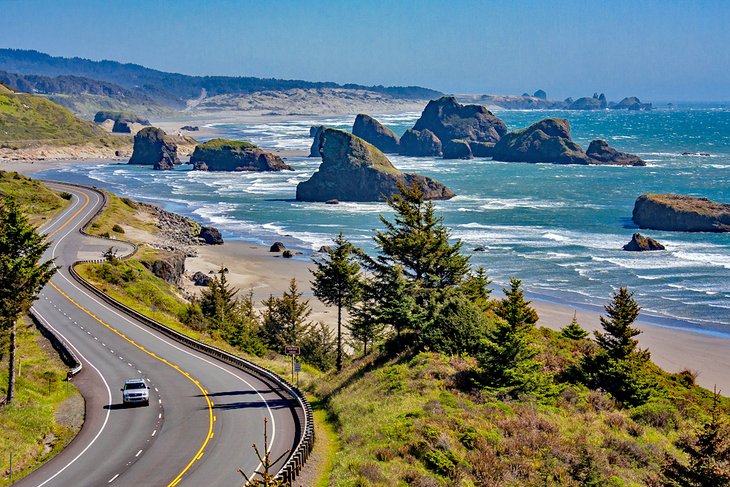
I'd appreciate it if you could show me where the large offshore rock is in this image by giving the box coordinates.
[586,140,646,166]
[568,97,603,110]
[352,114,400,153]
[296,129,454,202]
[309,125,326,157]
[623,233,666,251]
[632,194,730,232]
[399,128,442,157]
[470,141,495,158]
[492,118,591,164]
[128,127,180,169]
[442,139,473,159]
[189,139,293,171]
[612,96,652,110]
[412,96,508,144]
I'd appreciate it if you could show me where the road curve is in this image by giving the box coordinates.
[16,183,301,487]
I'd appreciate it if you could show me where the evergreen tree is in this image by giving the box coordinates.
[224,290,266,357]
[346,298,386,357]
[594,287,645,361]
[310,232,362,370]
[477,278,548,395]
[259,278,312,351]
[0,197,56,404]
[419,294,490,356]
[199,267,237,329]
[561,312,589,340]
[663,390,730,486]
[460,267,493,313]
[368,265,424,350]
[300,321,338,371]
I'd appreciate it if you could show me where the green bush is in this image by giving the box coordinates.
[111,224,125,233]
[630,401,678,429]
[59,192,72,200]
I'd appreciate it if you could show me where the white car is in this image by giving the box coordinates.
[121,378,149,406]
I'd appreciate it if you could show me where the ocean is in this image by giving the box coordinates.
[36,105,730,334]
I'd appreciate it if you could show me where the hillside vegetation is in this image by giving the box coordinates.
[0,170,69,224]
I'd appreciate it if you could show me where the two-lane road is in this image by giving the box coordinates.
[17,183,301,486]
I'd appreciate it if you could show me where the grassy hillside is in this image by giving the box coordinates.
[0,86,109,143]
[0,170,70,224]
[311,343,728,486]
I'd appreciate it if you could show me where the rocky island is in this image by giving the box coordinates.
[296,128,454,202]
[352,114,400,153]
[190,138,293,171]
[632,194,730,232]
[128,126,180,170]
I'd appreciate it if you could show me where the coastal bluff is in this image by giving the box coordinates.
[296,128,454,202]
[632,194,730,232]
[190,138,293,171]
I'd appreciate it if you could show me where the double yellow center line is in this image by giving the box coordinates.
[46,186,214,486]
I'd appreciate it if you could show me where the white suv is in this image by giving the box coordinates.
[121,378,150,406]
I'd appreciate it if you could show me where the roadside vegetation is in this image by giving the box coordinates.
[85,191,158,238]
[0,170,69,225]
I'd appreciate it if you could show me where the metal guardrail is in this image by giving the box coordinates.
[58,183,314,484]
[29,312,83,377]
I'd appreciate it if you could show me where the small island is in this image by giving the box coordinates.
[190,138,293,171]
[633,194,730,232]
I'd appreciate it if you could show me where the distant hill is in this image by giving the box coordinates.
[0,84,107,142]
[0,49,443,110]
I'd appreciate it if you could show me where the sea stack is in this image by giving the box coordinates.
[412,96,508,145]
[128,126,180,170]
[189,139,293,171]
[352,114,400,153]
[491,118,591,164]
[632,194,730,232]
[296,128,454,202]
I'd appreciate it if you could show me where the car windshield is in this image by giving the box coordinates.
[125,383,146,390]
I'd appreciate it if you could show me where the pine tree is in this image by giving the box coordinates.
[224,290,266,357]
[493,277,538,329]
[594,287,645,361]
[199,267,238,329]
[663,389,730,486]
[310,232,362,370]
[300,321,338,371]
[561,312,589,340]
[460,267,493,313]
[368,265,423,350]
[259,278,312,352]
[0,197,57,404]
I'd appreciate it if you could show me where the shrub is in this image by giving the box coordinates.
[111,224,125,233]
[59,192,72,200]
[630,401,679,430]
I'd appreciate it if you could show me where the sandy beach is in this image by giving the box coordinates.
[182,240,730,393]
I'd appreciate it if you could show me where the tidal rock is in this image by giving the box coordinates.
[199,226,223,245]
[192,161,208,171]
[586,140,646,166]
[352,114,400,153]
[533,89,547,100]
[442,139,473,159]
[192,271,212,286]
[613,96,652,110]
[325,199,339,205]
[470,141,495,158]
[623,233,666,251]
[282,250,294,258]
[190,139,293,171]
[309,125,326,157]
[270,242,286,252]
[94,111,150,125]
[492,118,591,165]
[399,128,442,157]
[473,246,487,252]
[569,97,603,110]
[412,96,508,144]
[598,93,608,109]
[318,245,332,253]
[128,127,180,169]
[155,158,175,171]
[140,251,186,284]
[296,129,454,202]
[181,125,199,131]
[632,194,730,232]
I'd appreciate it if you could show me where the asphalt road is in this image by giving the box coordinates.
[16,183,301,487]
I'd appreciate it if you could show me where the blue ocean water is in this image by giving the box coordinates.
[36,105,730,331]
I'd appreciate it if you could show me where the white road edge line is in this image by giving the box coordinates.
[107,473,119,483]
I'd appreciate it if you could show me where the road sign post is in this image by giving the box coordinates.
[285,346,300,383]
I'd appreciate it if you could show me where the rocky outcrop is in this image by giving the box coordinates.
[141,250,186,284]
[296,129,454,202]
[352,114,400,153]
[199,226,223,245]
[190,139,293,172]
[569,97,603,110]
[586,140,646,166]
[623,233,665,251]
[399,128,442,157]
[632,194,730,232]
[128,127,180,169]
[442,139,473,159]
[470,141,495,158]
[412,96,508,144]
[181,125,199,131]
[612,97,652,110]
[270,242,286,252]
[191,271,212,286]
[492,118,591,164]
[309,125,326,157]
[533,89,547,100]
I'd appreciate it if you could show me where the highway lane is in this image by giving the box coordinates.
[16,183,300,486]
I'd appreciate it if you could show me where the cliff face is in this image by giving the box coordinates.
[128,126,179,169]
[413,96,508,145]
[352,114,400,153]
[189,138,293,171]
[296,129,454,202]
[632,194,730,232]
[492,118,591,164]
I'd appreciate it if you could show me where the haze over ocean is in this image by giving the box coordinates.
[35,105,730,332]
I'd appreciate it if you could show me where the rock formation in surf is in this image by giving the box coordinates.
[352,114,400,153]
[586,140,645,166]
[412,96,508,145]
[623,233,666,251]
[128,126,180,170]
[632,194,730,232]
[189,139,293,172]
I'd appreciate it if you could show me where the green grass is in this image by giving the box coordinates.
[85,191,158,238]
[0,318,81,486]
[0,171,70,225]
[195,138,257,151]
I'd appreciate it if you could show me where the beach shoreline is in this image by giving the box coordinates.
[182,238,730,393]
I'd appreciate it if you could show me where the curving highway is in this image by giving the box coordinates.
[17,183,302,487]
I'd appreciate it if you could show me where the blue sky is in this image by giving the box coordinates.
[1,0,728,101]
